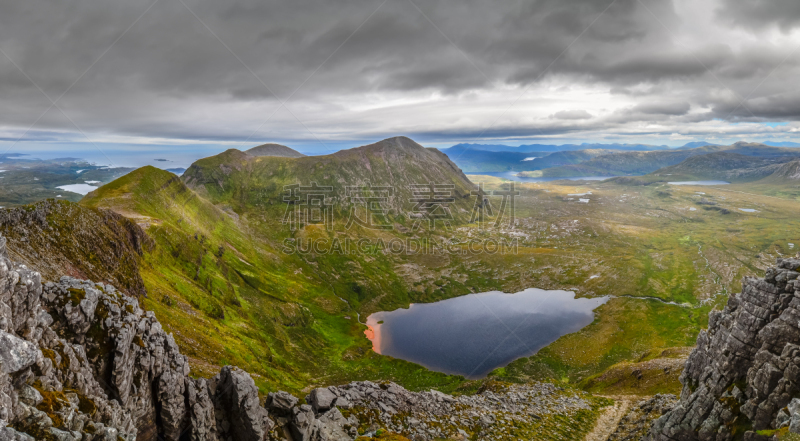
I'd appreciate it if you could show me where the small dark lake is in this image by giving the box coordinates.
[365,289,608,379]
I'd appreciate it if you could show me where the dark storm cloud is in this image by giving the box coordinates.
[0,0,799,145]
[717,0,800,32]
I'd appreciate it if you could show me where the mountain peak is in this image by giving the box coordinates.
[246,143,306,158]
[356,136,426,151]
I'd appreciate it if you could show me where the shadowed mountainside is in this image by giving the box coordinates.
[0,199,152,297]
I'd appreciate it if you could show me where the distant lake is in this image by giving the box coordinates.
[667,180,730,186]
[468,171,616,183]
[365,289,608,379]
[56,183,99,195]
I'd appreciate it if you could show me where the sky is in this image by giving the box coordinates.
[2,0,800,160]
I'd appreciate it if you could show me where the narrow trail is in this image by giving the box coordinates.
[697,243,727,296]
[333,292,364,324]
[584,396,635,441]
[612,293,723,309]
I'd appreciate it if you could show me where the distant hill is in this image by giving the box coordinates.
[441,145,547,172]
[246,143,306,158]
[439,141,733,173]
[767,160,800,180]
[532,142,800,178]
[184,136,477,215]
[763,140,800,148]
[521,142,671,152]
[750,160,800,185]
[647,152,795,182]
[533,150,704,177]
[440,146,617,173]
[445,142,670,153]
[680,141,722,149]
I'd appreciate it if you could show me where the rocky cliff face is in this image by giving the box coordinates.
[647,257,800,440]
[0,230,274,441]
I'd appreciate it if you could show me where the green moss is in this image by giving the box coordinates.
[66,288,86,307]
[85,313,114,360]
[33,387,68,428]
[40,348,57,364]
[76,394,97,416]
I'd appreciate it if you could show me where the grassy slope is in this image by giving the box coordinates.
[81,164,483,395]
[471,178,800,386]
[80,140,800,399]
[578,347,690,396]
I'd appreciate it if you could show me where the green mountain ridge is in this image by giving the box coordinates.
[246,143,307,158]
[74,139,500,395]
[184,136,477,215]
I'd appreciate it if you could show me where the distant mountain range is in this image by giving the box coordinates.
[762,140,800,147]
[444,142,673,153]
[522,142,800,178]
[441,140,800,174]
[646,149,800,184]
[444,140,800,154]
[441,145,613,172]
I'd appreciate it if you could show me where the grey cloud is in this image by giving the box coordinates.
[552,110,593,120]
[717,0,800,32]
[631,101,690,115]
[0,0,798,146]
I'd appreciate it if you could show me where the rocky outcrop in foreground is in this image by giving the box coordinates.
[0,230,601,441]
[285,381,593,440]
[608,394,677,441]
[0,231,274,441]
[647,257,800,440]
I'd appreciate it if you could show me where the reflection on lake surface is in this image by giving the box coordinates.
[667,180,730,185]
[365,289,608,379]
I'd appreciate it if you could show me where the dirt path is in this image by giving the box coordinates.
[584,396,636,441]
